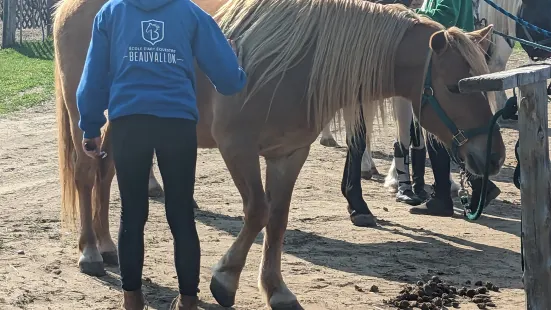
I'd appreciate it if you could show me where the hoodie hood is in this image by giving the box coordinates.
[126,0,174,11]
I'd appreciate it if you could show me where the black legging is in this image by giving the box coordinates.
[111,114,200,296]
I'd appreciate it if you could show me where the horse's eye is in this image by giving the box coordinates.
[447,85,460,94]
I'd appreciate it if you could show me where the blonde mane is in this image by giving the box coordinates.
[445,27,491,77]
[445,27,495,110]
[215,0,421,133]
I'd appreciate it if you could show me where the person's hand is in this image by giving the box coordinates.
[82,137,103,159]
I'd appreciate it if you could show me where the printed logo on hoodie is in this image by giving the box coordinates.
[126,19,180,64]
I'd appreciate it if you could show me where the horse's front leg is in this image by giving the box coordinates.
[209,139,269,308]
[259,147,310,310]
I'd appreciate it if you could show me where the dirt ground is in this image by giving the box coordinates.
[0,50,546,309]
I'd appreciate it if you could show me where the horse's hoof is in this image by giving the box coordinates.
[350,213,377,227]
[371,167,380,175]
[79,261,106,277]
[148,186,164,198]
[101,251,119,266]
[210,276,236,307]
[270,300,304,310]
[361,170,373,180]
[320,138,339,147]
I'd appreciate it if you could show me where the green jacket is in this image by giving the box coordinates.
[416,0,474,31]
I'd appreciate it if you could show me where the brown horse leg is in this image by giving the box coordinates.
[94,152,118,266]
[148,154,164,197]
[74,152,105,276]
[259,147,309,310]
[210,142,269,308]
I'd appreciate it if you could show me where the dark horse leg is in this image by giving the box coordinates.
[341,105,377,227]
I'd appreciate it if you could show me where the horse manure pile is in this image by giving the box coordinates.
[383,276,500,309]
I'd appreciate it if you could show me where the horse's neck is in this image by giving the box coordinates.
[479,0,521,36]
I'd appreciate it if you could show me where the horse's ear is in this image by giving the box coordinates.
[467,25,494,54]
[429,30,448,55]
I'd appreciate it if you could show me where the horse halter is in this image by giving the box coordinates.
[419,51,498,162]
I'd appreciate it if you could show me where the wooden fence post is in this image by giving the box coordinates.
[458,64,551,309]
[2,0,17,48]
[517,81,551,310]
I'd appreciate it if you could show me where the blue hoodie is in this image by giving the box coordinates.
[76,0,247,139]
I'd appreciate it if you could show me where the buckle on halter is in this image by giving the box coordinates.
[423,86,434,97]
[453,130,468,146]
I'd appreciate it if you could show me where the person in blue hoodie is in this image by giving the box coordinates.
[76,0,247,308]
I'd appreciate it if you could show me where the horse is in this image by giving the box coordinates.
[512,0,551,60]
[54,0,505,308]
[52,0,225,275]
[382,0,551,200]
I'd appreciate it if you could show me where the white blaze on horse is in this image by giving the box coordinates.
[54,0,504,307]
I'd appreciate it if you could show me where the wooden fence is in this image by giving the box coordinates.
[1,0,53,48]
[459,64,551,309]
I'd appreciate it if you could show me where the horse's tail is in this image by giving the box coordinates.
[55,60,79,229]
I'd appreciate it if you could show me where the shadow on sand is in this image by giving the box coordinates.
[195,209,523,291]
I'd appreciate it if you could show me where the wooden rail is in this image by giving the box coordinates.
[459,64,551,310]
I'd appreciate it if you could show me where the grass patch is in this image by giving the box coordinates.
[513,41,528,52]
[0,40,55,114]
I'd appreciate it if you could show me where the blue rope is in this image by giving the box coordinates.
[481,0,551,38]
[493,30,551,53]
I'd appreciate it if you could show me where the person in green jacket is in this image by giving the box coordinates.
[417,0,474,31]
[405,0,501,217]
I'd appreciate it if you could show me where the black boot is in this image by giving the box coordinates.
[409,137,454,216]
[468,177,501,212]
[393,141,424,206]
[411,147,429,202]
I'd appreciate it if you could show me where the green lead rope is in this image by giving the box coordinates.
[462,94,519,220]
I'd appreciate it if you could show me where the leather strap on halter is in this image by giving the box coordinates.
[419,49,498,160]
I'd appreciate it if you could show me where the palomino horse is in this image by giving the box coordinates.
[54,0,505,308]
[52,0,227,276]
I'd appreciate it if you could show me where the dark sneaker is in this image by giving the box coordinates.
[409,195,454,217]
[396,188,424,206]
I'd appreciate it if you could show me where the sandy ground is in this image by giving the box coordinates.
[0,50,547,309]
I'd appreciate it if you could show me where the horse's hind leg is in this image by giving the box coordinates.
[320,115,339,147]
[360,119,379,180]
[94,145,118,266]
[148,153,164,197]
[210,140,269,308]
[260,147,310,310]
[72,143,105,276]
